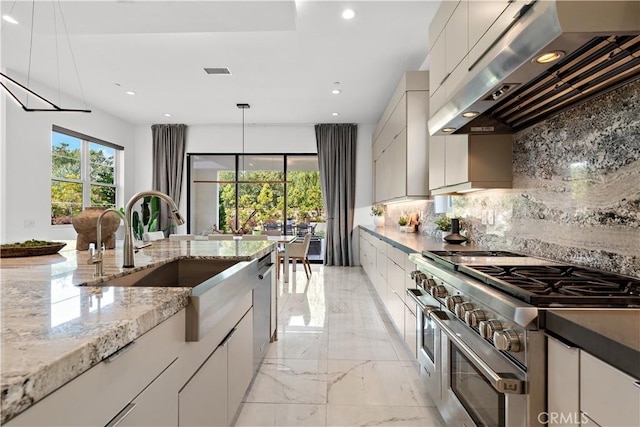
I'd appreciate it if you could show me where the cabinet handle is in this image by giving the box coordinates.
[634,381,640,389]
[104,341,136,363]
[439,73,451,87]
[220,327,237,347]
[105,403,137,427]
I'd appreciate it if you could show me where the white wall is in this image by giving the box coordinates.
[1,92,136,242]
[132,123,375,239]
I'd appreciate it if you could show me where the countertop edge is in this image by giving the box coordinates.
[544,311,640,380]
[1,289,191,424]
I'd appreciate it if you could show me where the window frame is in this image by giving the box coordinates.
[51,126,123,226]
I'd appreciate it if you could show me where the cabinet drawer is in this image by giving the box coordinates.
[580,351,640,427]
[387,245,407,268]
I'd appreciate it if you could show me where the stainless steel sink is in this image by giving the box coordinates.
[85,258,260,342]
[99,258,241,288]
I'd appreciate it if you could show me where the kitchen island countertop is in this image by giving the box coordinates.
[0,238,275,423]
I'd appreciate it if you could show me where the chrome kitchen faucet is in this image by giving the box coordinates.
[89,191,185,273]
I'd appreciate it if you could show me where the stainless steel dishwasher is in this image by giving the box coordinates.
[253,253,274,373]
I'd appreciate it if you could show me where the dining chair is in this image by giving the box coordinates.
[169,234,195,241]
[143,231,165,241]
[277,232,312,279]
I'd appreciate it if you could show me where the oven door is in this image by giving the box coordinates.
[432,311,528,427]
[406,288,442,403]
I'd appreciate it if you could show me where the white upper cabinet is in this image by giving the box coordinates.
[373,71,429,203]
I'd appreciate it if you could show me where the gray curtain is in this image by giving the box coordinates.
[151,124,186,234]
[315,123,357,266]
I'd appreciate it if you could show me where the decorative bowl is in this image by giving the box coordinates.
[0,241,67,258]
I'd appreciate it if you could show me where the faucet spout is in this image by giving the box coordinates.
[123,191,185,268]
[90,208,126,276]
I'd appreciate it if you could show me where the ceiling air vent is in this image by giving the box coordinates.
[204,67,232,75]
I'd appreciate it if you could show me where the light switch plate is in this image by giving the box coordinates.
[487,210,495,225]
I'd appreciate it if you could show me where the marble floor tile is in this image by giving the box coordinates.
[234,403,326,427]
[326,404,445,427]
[327,329,399,361]
[326,360,427,406]
[266,331,329,360]
[244,359,328,404]
[237,265,445,427]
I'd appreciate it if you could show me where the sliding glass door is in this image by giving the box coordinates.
[188,154,324,244]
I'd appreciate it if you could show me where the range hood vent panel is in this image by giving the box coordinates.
[428,1,640,136]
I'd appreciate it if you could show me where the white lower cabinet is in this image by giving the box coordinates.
[227,307,254,425]
[179,342,228,427]
[580,351,640,427]
[114,359,180,427]
[179,307,254,427]
[547,334,640,427]
[546,335,580,427]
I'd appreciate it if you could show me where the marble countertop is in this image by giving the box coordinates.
[0,238,275,423]
[359,225,486,253]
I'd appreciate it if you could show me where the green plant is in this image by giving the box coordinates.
[132,196,160,240]
[434,215,451,232]
[370,204,384,216]
[398,215,409,226]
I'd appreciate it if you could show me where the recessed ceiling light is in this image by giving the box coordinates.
[462,111,479,118]
[342,9,355,20]
[332,112,340,116]
[442,128,456,133]
[332,89,342,95]
[2,15,18,24]
[125,90,136,95]
[534,50,565,64]
[164,113,172,117]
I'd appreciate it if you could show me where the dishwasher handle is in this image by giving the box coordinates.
[258,263,274,280]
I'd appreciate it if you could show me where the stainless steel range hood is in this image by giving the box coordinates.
[428,0,640,136]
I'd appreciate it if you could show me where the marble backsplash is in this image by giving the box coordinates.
[384,78,640,277]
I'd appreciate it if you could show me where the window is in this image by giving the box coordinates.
[51,126,122,225]
[188,154,323,234]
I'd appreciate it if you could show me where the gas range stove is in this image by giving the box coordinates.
[421,249,640,308]
[460,264,640,307]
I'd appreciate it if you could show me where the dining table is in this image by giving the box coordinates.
[266,235,298,283]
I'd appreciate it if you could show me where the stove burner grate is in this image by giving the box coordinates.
[459,264,640,307]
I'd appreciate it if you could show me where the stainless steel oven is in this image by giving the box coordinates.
[433,310,527,427]
[407,272,443,404]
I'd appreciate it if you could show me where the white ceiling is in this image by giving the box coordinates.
[1,0,440,126]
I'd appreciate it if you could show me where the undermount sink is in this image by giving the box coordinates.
[97,258,241,288]
[83,257,261,342]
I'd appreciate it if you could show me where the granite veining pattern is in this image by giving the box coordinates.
[383,79,640,277]
[0,238,275,423]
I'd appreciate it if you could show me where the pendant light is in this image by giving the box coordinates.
[0,0,91,112]
[237,103,250,175]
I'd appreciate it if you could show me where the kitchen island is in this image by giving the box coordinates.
[0,238,275,424]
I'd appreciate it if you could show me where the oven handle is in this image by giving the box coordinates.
[430,311,525,395]
[406,288,438,315]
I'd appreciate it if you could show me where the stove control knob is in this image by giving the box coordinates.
[493,329,522,352]
[465,309,487,327]
[445,295,463,312]
[454,302,474,319]
[413,272,427,285]
[410,270,420,280]
[421,278,437,290]
[431,285,448,298]
[479,319,503,339]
